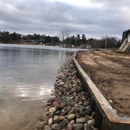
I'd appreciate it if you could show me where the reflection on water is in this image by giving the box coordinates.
[0,44,77,130]
[0,44,75,101]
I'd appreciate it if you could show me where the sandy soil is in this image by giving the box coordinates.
[76,50,130,117]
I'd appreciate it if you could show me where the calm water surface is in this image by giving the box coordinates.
[0,45,75,100]
[0,44,78,130]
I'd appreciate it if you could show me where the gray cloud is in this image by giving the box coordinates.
[0,0,130,39]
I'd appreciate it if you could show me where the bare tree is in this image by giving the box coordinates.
[59,29,71,42]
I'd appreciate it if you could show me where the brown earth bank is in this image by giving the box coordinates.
[76,50,130,117]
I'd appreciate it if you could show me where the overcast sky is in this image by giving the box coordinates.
[0,0,130,39]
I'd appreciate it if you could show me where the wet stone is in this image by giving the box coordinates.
[72,123,84,130]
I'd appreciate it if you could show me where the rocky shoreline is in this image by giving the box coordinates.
[35,58,99,130]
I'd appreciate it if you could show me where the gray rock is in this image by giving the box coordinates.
[56,105,62,111]
[74,96,79,102]
[61,108,71,116]
[85,117,90,124]
[55,110,61,115]
[56,74,62,79]
[73,105,79,113]
[51,124,58,130]
[70,102,76,107]
[78,102,83,105]
[86,109,92,116]
[49,113,54,118]
[60,102,67,108]
[53,116,59,124]
[79,105,85,111]
[58,91,62,96]
[72,123,84,130]
[73,92,77,96]
[75,112,80,118]
[56,120,68,130]
[62,95,66,100]
[85,106,91,110]
[79,110,85,116]
[83,101,89,106]
[66,99,71,105]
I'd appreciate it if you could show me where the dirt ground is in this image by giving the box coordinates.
[76,50,130,117]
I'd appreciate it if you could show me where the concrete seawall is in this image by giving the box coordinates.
[73,51,130,130]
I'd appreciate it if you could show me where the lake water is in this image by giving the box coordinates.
[0,44,79,130]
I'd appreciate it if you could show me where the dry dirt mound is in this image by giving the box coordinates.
[76,50,130,117]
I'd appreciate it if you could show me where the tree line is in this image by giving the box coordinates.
[63,34,121,48]
[0,30,121,48]
[0,31,60,45]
